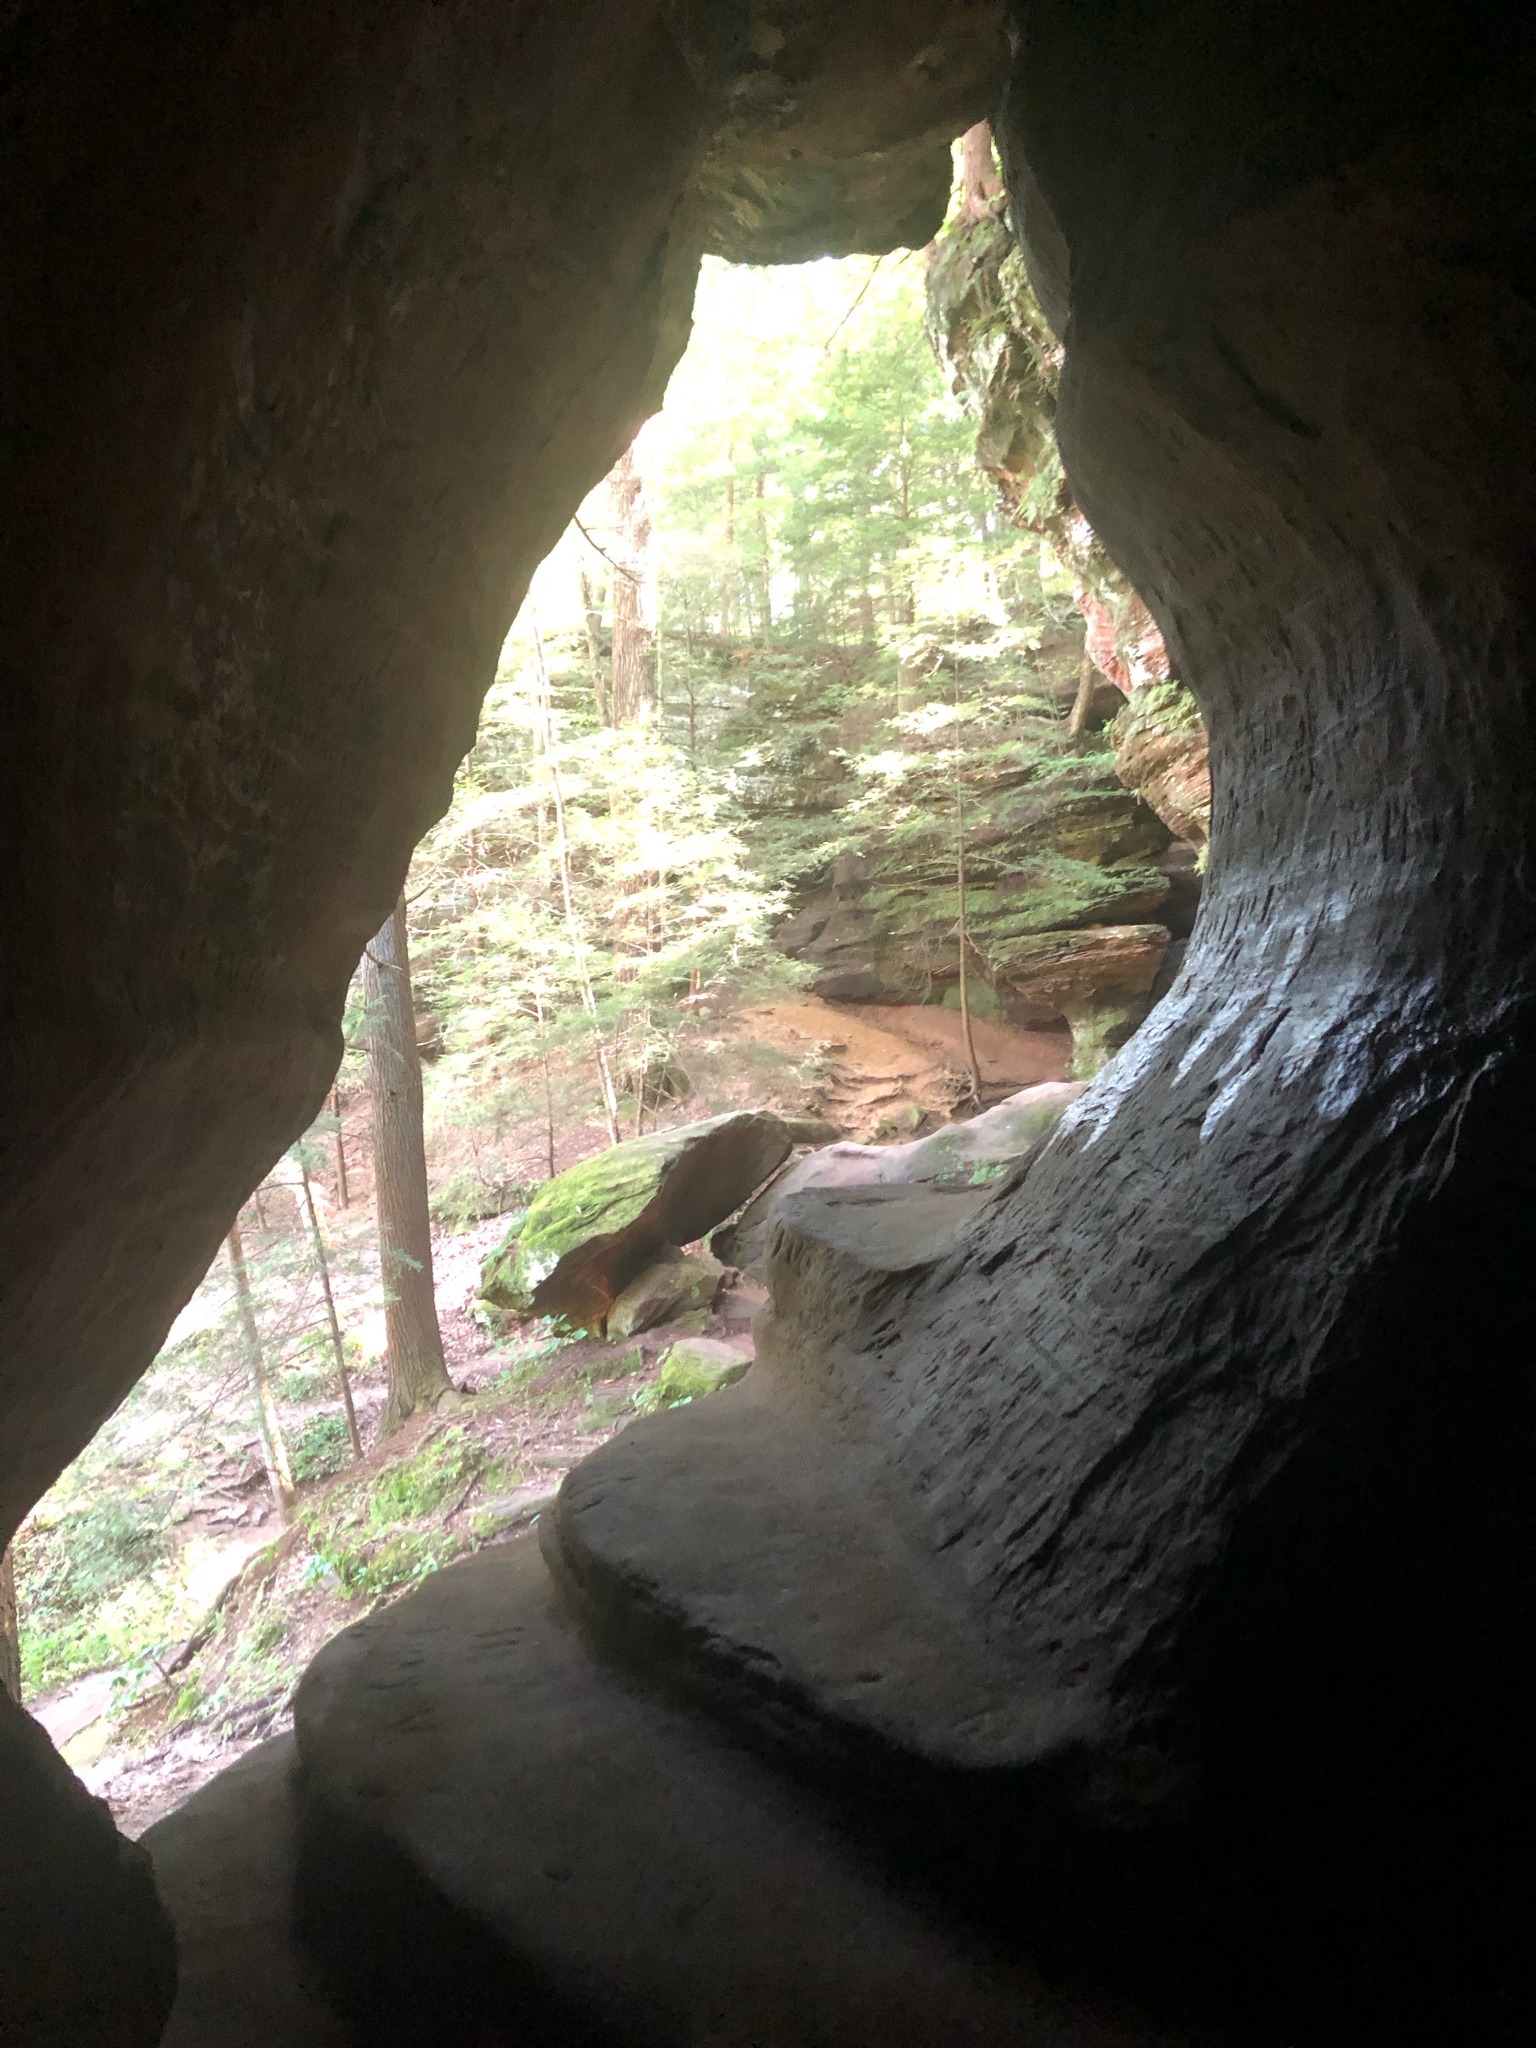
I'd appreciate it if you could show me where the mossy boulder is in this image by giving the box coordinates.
[633,1339,752,1416]
[607,1252,726,1341]
[477,1113,791,1334]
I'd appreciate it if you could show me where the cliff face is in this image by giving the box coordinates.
[770,674,1180,1075]
[926,139,1213,851]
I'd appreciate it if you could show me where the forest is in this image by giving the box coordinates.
[0,144,1207,1830]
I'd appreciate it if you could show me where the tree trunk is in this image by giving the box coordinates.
[1067,651,1098,739]
[0,1543,20,1704]
[953,748,984,1104]
[226,1218,295,1520]
[579,568,609,725]
[607,442,654,725]
[364,899,454,1433]
[298,1159,362,1460]
[721,439,736,641]
[330,1084,349,1207]
[753,469,771,636]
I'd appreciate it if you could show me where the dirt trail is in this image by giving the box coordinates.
[742,995,1070,1138]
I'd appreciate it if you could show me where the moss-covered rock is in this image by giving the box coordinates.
[477,1112,791,1333]
[607,1252,726,1341]
[633,1339,751,1416]
[1111,682,1212,850]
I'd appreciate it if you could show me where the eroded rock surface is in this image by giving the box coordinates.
[1109,684,1211,851]
[144,1736,345,2048]
[285,1538,1171,2047]
[716,1081,1082,1272]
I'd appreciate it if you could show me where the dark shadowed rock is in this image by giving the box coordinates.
[291,1537,1174,2047]
[144,1735,348,2048]
[679,3,1008,262]
[0,1695,175,2048]
[478,1112,791,1331]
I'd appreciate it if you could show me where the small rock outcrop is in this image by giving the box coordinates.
[716,1081,1083,1272]
[1109,682,1212,852]
[478,1112,791,1331]
[638,1336,752,1410]
[607,1250,727,1340]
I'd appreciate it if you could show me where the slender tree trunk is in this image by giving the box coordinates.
[1068,650,1098,740]
[297,1160,362,1460]
[227,1218,295,1519]
[684,609,698,762]
[0,1543,20,1704]
[330,1085,349,1207]
[607,443,654,725]
[722,443,736,642]
[534,989,557,1180]
[364,899,455,1433]
[754,469,771,636]
[579,568,609,725]
[951,671,984,1103]
[955,831,984,1104]
[957,120,1005,225]
[533,623,622,1146]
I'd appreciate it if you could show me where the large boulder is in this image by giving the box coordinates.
[715,1082,1083,1274]
[478,1112,791,1332]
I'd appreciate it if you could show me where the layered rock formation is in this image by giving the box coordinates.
[767,645,1186,1072]
[927,129,1213,852]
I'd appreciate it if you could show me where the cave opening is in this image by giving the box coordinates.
[8,154,1209,1856]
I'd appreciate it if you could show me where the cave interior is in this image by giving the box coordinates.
[3,2,1533,2042]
